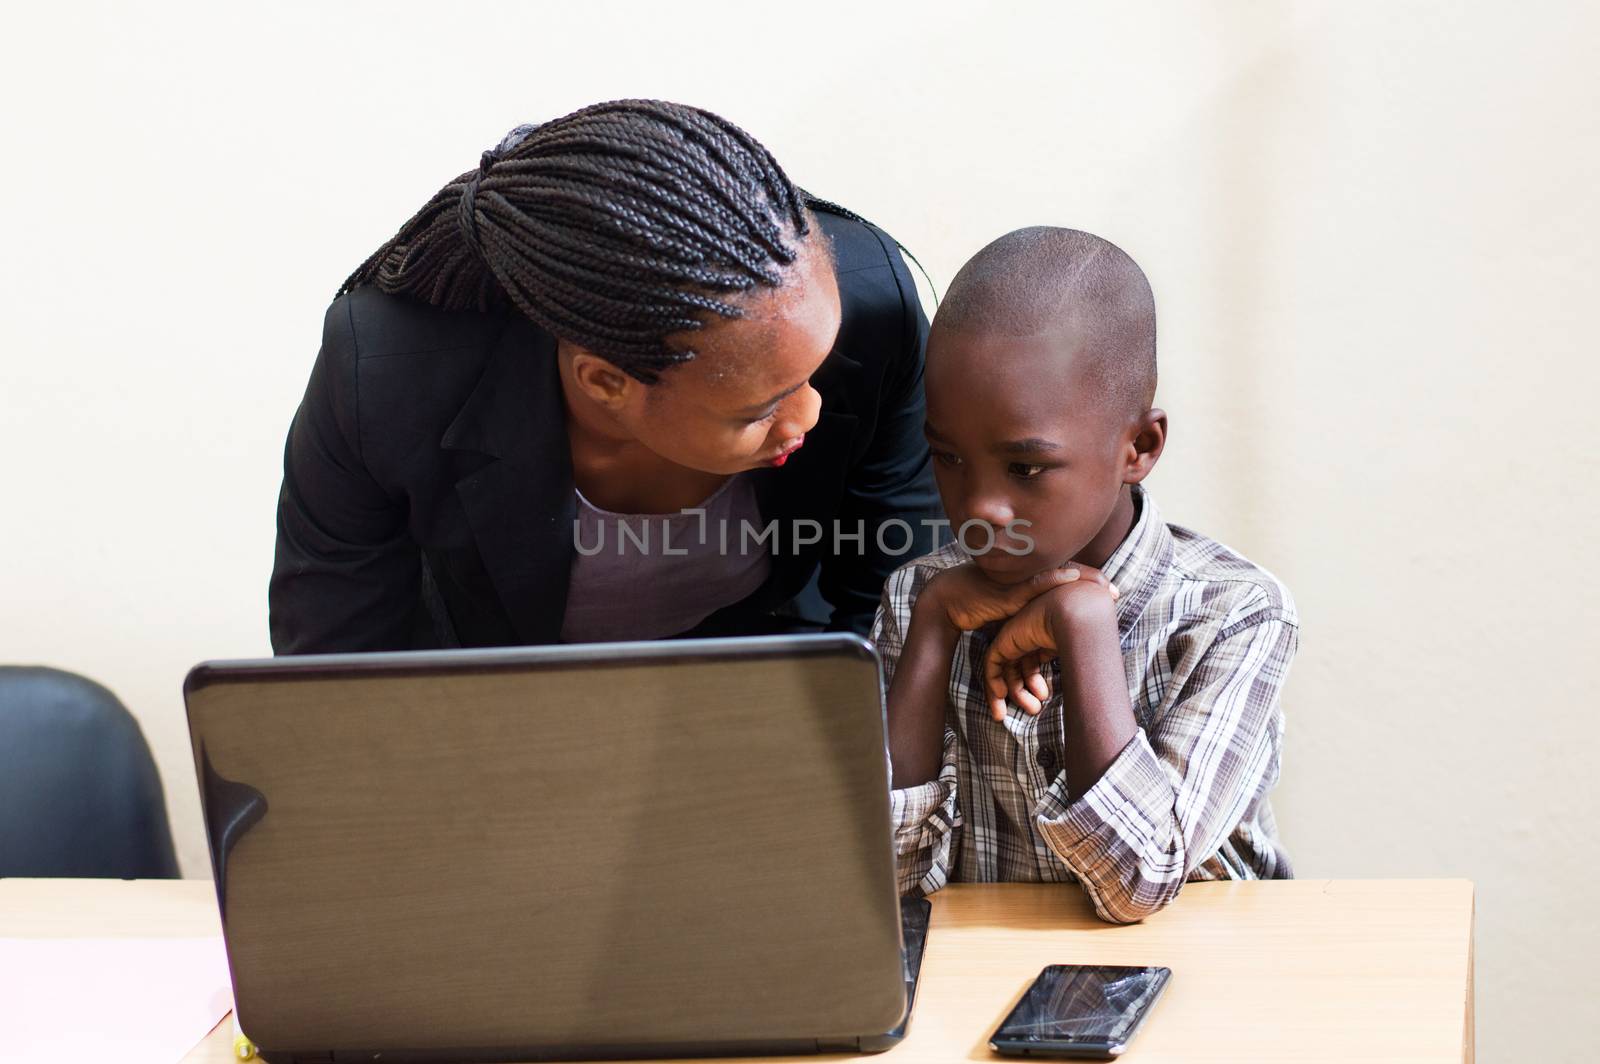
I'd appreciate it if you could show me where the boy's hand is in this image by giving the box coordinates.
[917,563,1091,633]
[982,566,1120,721]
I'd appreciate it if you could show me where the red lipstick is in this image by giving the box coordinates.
[768,434,805,467]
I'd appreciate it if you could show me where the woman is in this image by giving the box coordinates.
[269,99,940,653]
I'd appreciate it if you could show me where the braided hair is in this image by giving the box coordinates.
[340,99,814,383]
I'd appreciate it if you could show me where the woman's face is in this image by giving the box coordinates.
[608,234,841,475]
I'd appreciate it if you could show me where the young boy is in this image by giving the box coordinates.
[879,227,1298,924]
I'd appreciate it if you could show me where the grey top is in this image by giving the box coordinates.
[559,474,772,643]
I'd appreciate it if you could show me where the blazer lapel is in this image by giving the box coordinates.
[442,316,574,646]
[747,348,862,599]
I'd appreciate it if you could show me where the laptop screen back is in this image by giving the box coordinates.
[184,636,906,1056]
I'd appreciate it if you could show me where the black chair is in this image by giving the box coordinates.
[0,666,180,878]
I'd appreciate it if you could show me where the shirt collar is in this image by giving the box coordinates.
[1097,484,1174,640]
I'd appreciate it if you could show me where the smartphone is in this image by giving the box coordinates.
[988,964,1171,1059]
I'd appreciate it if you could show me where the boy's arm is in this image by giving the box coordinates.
[872,566,962,897]
[888,563,1092,784]
[989,584,1299,923]
[881,564,1087,895]
[886,591,962,787]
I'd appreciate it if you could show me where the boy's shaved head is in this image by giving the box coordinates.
[924,227,1169,581]
[936,227,1157,418]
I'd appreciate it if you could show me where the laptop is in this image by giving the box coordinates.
[183,633,930,1063]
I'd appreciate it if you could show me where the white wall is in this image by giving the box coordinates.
[4,3,1595,1060]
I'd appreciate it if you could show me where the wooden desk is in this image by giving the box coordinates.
[0,878,1473,1063]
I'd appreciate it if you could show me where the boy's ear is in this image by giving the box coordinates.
[1122,408,1168,484]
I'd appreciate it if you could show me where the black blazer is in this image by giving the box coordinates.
[269,209,942,654]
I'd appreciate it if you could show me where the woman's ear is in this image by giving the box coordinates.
[569,349,637,412]
[1123,408,1168,484]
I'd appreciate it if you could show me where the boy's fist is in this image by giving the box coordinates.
[982,565,1120,721]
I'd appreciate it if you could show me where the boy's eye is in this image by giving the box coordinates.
[743,409,779,426]
[1008,462,1047,479]
[931,449,962,468]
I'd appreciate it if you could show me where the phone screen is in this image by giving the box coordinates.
[990,964,1170,1055]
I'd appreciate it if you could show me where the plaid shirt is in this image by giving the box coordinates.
[876,485,1299,923]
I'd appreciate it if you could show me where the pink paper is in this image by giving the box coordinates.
[0,936,232,1063]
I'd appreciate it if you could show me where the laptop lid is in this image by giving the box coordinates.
[184,634,907,1061]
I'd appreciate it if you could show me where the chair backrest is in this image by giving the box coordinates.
[0,666,180,878]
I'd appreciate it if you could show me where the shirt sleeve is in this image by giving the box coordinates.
[889,727,960,896]
[870,563,962,897]
[269,298,422,655]
[1033,607,1299,923]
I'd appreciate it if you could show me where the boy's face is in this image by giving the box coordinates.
[923,323,1158,585]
